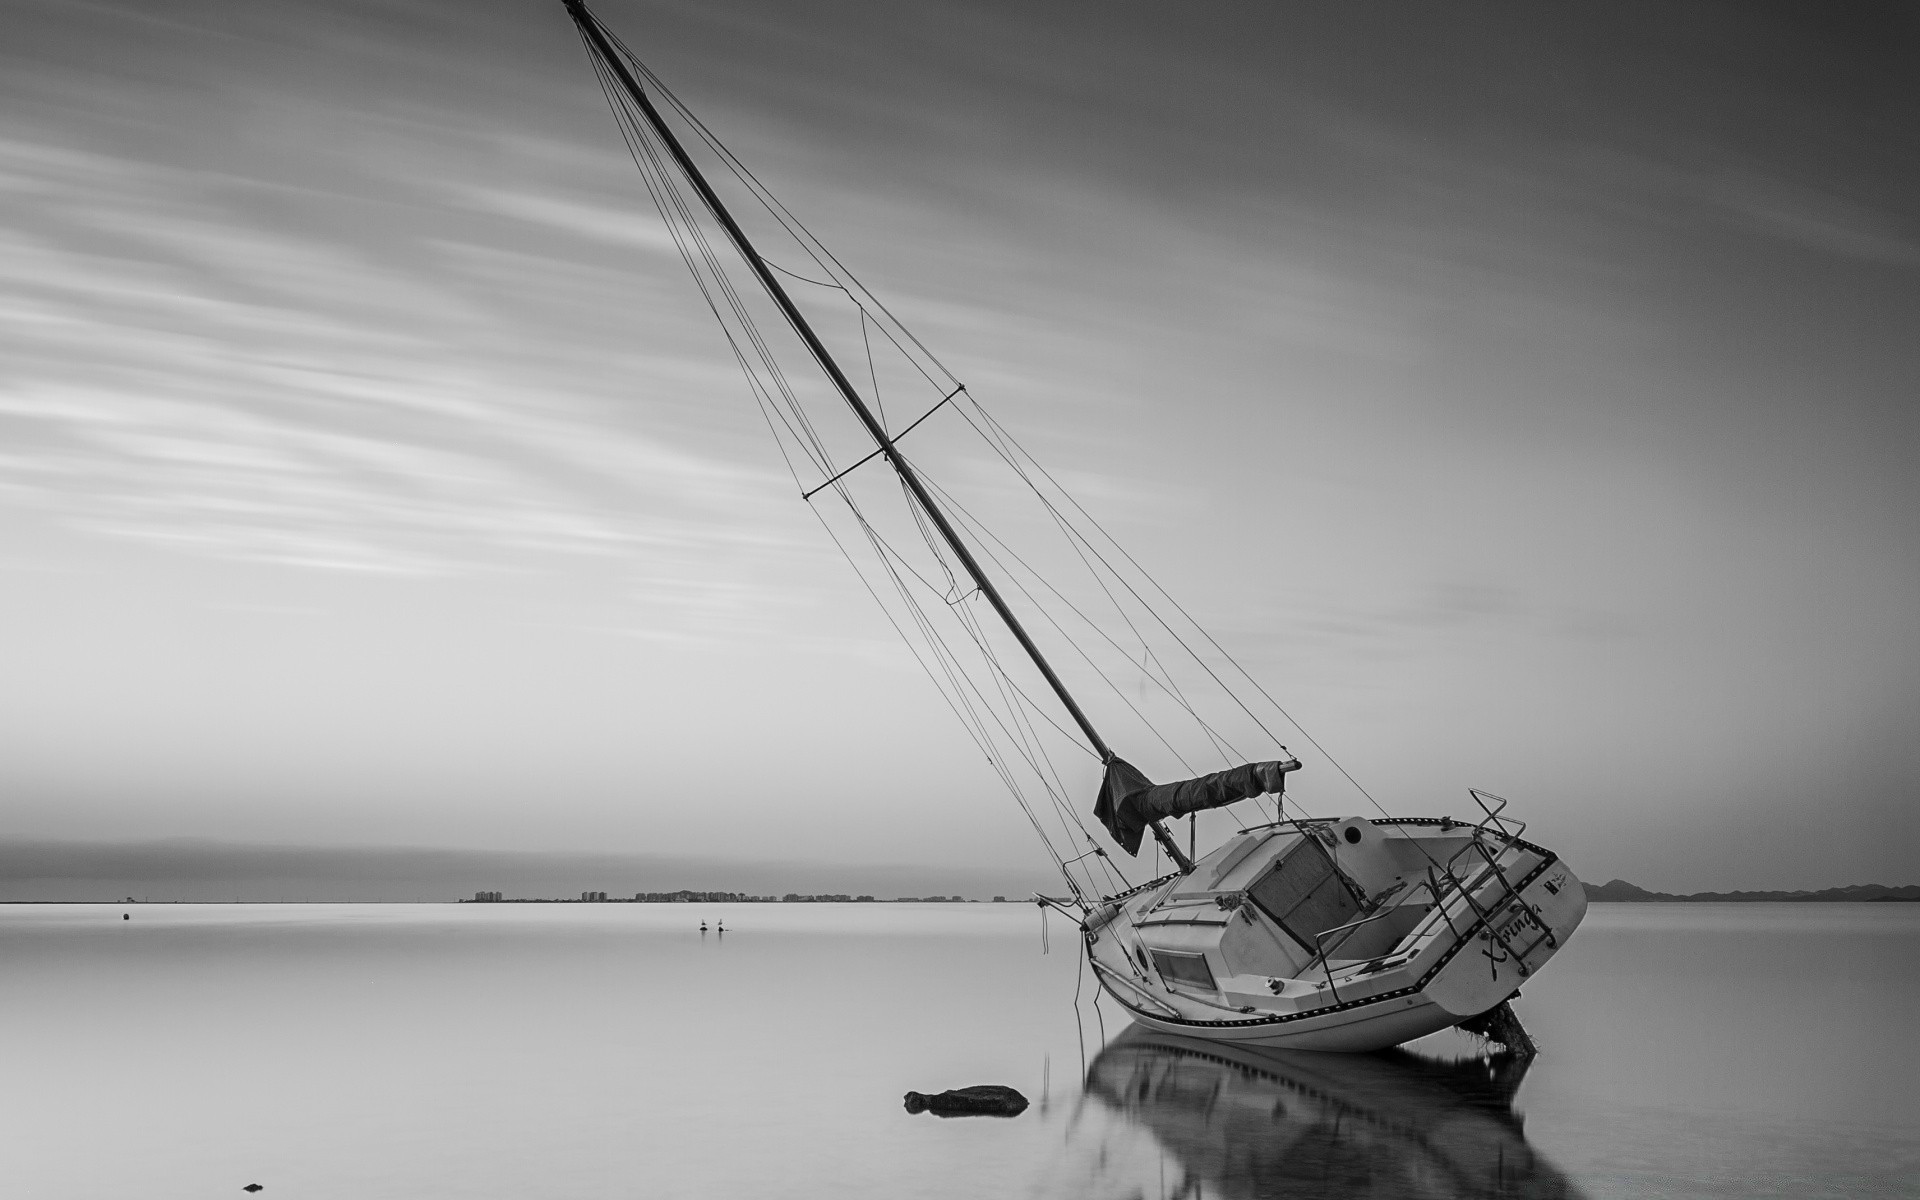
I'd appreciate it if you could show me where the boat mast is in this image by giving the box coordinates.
[565,1,1192,872]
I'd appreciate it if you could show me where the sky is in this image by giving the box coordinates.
[2,0,1915,896]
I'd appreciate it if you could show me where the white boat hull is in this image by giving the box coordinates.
[1081,815,1587,1052]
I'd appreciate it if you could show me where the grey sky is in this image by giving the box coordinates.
[2,0,1914,892]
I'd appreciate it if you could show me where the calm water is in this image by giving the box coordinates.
[2,902,1914,1199]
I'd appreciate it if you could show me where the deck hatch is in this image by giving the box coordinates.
[1247,834,1366,952]
[1150,950,1217,991]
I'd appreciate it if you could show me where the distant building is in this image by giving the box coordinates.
[472,890,503,902]
[993,896,1007,902]
[581,891,608,902]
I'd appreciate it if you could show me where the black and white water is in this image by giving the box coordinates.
[4,901,1914,1198]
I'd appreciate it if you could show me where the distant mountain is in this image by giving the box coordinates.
[1588,879,1920,903]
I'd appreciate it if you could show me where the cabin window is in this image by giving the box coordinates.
[1150,950,1217,991]
[1247,835,1366,952]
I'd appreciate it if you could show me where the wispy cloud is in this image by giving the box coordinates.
[452,185,683,253]
[0,126,806,598]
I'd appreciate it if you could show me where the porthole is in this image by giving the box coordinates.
[1343,826,1363,844]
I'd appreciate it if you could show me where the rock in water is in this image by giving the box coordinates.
[903,1084,1029,1118]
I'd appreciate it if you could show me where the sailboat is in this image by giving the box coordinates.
[558,1,1587,1053]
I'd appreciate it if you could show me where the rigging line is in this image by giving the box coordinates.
[857,519,1001,765]
[839,492,1082,874]
[624,121,828,481]
[1071,933,1089,1078]
[946,584,1064,799]
[968,400,1319,764]
[610,140,1082,848]
[916,470,1236,773]
[837,510,954,607]
[835,485,1075,871]
[591,38,848,393]
[991,640,1091,850]
[608,41,846,284]
[947,399,1245,762]
[1015,461,1237,767]
[591,52,841,484]
[939,495,1201,776]
[606,35,1148,811]
[900,473,962,600]
[593,63,1078,851]
[923,607,1094,757]
[619,93,848,481]
[608,52,936,499]
[584,30,1261,854]
[765,258,847,290]
[606,34,960,397]
[888,575,1093,876]
[928,589,1084,813]
[798,385,964,501]
[644,187,831,485]
[952,399,1239,763]
[889,482,1105,875]
[861,309,885,429]
[600,72,834,481]
[673,174,841,470]
[971,403,1266,694]
[597,72,1074,876]
[938,481,1238,773]
[948,401,1279,826]
[928,515,1226,802]
[580,29,1096,884]
[891,540,1083,836]
[952,598,1091,888]
[942,583,1096,859]
[916,527,1126,893]
[814,501,1075,880]
[632,95,944,391]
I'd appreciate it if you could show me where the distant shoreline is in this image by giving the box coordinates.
[1586,880,1919,903]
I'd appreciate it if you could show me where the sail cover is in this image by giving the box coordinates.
[1094,756,1301,855]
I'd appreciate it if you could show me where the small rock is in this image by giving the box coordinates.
[903,1084,1029,1118]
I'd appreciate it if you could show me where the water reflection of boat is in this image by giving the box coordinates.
[1042,1026,1584,1199]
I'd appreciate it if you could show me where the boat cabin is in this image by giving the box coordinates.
[1120,819,1481,995]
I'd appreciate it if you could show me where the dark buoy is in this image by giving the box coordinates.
[242,1186,264,1194]
[122,913,130,921]
[903,1085,1029,1118]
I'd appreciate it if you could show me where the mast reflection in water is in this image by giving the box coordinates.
[1045,1027,1583,1199]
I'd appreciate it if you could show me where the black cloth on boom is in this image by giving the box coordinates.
[1094,757,1301,856]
